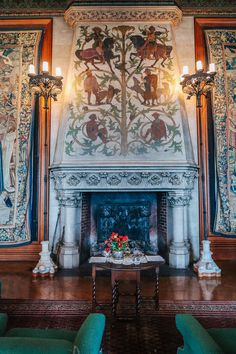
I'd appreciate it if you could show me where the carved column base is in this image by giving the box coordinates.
[59,245,80,269]
[169,242,189,269]
[194,240,221,278]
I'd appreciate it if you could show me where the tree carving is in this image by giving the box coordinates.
[65,25,182,157]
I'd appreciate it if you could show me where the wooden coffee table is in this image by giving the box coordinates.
[91,257,165,317]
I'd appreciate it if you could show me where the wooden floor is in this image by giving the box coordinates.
[0,260,235,301]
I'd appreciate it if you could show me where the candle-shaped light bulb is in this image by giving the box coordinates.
[209,63,216,73]
[55,67,62,77]
[42,61,49,72]
[196,60,203,71]
[182,65,189,75]
[28,64,35,74]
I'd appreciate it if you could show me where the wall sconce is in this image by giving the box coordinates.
[29,61,63,277]
[180,60,221,278]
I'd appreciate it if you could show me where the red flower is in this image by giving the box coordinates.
[105,248,110,253]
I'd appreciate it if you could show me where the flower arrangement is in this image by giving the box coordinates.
[104,232,129,254]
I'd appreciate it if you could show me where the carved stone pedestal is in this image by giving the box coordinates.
[33,241,57,277]
[194,240,221,278]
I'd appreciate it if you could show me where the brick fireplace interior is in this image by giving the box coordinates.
[80,192,167,264]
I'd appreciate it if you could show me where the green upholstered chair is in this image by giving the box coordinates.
[176,314,236,354]
[0,312,105,354]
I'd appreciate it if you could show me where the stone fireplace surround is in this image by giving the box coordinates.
[50,2,199,269]
[51,164,198,269]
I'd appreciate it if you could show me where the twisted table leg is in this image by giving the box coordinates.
[112,281,118,317]
[136,285,141,317]
[155,267,160,310]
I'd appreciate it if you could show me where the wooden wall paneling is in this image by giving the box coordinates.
[0,19,52,261]
[195,18,236,260]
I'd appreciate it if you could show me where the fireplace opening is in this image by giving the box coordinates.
[96,201,151,242]
[80,192,167,263]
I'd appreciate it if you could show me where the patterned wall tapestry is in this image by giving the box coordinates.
[64,24,185,163]
[205,30,236,235]
[0,30,42,245]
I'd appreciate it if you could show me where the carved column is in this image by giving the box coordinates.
[57,190,82,269]
[167,190,191,268]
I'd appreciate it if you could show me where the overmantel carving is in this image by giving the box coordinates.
[65,5,182,28]
[50,167,198,192]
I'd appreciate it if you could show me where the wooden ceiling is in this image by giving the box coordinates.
[0,0,235,16]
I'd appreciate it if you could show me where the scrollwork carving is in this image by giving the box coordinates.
[66,174,81,186]
[57,191,82,207]
[183,171,198,187]
[65,6,182,28]
[147,174,162,185]
[51,167,198,191]
[86,174,101,186]
[127,174,142,185]
[107,175,122,186]
[167,191,192,207]
[169,174,182,185]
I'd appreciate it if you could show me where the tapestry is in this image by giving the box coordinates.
[63,24,186,164]
[0,30,42,245]
[205,30,236,235]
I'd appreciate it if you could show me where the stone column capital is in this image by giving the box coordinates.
[167,190,191,207]
[57,190,82,208]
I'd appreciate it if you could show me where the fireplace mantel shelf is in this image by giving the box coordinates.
[50,164,198,192]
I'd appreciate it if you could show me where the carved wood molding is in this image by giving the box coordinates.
[64,5,183,27]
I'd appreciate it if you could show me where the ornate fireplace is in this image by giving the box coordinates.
[50,1,198,269]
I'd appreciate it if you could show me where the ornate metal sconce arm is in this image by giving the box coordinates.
[29,72,63,109]
[180,70,216,108]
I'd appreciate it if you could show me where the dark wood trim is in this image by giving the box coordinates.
[195,18,236,260]
[0,19,52,261]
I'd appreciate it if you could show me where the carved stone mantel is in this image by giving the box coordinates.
[51,164,198,269]
[51,165,197,192]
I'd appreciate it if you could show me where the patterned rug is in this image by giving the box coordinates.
[7,315,236,354]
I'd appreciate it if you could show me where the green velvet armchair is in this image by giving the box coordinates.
[0,312,105,354]
[176,314,236,354]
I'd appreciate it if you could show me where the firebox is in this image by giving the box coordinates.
[96,201,151,242]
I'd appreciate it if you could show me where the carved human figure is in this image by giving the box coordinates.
[144,112,167,143]
[85,27,105,63]
[141,26,163,59]
[85,114,108,144]
[144,69,157,92]
[84,69,100,105]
